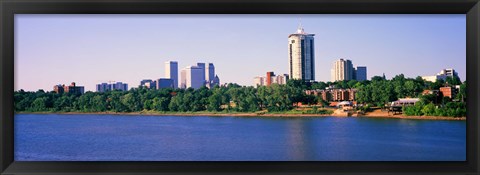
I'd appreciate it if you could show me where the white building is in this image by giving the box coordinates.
[254,76,266,86]
[181,66,204,89]
[422,68,459,82]
[276,74,289,85]
[165,61,178,88]
[180,69,187,89]
[331,58,354,82]
[288,25,315,81]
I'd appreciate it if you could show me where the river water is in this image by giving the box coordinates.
[14,114,466,161]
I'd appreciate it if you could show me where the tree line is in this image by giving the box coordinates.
[14,74,466,117]
[14,80,318,113]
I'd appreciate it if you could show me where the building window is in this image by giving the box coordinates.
[291,40,295,43]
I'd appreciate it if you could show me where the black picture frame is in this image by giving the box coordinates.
[1,0,479,174]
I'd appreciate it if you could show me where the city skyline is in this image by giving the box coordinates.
[15,14,466,91]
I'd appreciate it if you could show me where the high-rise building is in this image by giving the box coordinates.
[276,74,289,85]
[205,63,215,88]
[180,69,187,89]
[197,63,206,85]
[266,72,275,86]
[288,24,315,82]
[96,83,110,92]
[184,66,204,89]
[165,61,178,88]
[356,66,367,81]
[254,76,265,86]
[331,59,354,82]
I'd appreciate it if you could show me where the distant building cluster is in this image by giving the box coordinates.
[180,62,220,89]
[421,68,459,82]
[305,88,357,102]
[331,59,367,82]
[254,72,289,86]
[141,61,219,90]
[53,82,85,95]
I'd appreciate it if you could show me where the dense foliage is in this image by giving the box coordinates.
[14,74,466,117]
[14,80,318,113]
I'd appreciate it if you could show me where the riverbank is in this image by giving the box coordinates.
[16,109,466,121]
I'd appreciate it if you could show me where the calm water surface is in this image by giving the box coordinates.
[14,114,466,161]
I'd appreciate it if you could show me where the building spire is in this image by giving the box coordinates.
[297,18,305,34]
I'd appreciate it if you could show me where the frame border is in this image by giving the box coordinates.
[1,0,479,174]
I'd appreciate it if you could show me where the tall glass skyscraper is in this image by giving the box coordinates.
[288,25,315,81]
[165,61,178,88]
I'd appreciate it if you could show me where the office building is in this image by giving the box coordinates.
[157,78,174,89]
[165,61,178,88]
[180,69,187,89]
[96,83,111,92]
[331,59,354,82]
[197,63,206,85]
[288,24,315,81]
[182,66,204,89]
[355,66,367,81]
[205,63,217,88]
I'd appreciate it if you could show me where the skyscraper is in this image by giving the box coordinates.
[331,59,354,82]
[205,63,215,87]
[356,66,367,81]
[165,61,178,88]
[182,66,204,89]
[180,69,187,89]
[288,24,315,81]
[197,63,206,85]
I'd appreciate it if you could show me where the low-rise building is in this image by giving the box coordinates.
[306,88,356,102]
[422,68,460,82]
[157,78,174,89]
[440,86,455,98]
[54,82,84,95]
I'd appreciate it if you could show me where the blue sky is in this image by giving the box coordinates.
[15,14,466,92]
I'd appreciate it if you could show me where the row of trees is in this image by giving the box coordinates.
[14,74,466,117]
[14,80,318,113]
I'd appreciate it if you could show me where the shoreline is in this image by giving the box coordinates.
[15,111,466,121]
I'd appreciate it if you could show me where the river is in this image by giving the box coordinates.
[14,114,466,161]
